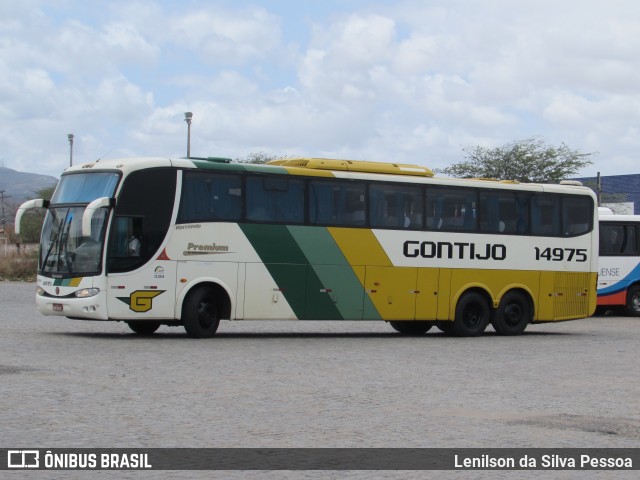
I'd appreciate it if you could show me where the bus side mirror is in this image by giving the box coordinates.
[82,197,116,237]
[15,199,50,235]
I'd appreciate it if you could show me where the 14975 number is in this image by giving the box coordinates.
[534,247,587,262]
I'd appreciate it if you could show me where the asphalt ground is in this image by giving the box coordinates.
[1,281,638,479]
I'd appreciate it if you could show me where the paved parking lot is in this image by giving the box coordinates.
[1,281,639,479]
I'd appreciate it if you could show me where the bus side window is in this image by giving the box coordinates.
[531,194,560,236]
[369,183,423,229]
[515,194,530,234]
[309,180,365,227]
[246,176,304,223]
[563,196,592,236]
[479,192,525,234]
[431,188,476,232]
[110,216,143,257]
[602,224,640,255]
[178,172,242,222]
[600,225,624,255]
[620,226,636,254]
[107,168,176,273]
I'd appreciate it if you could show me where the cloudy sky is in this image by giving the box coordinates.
[2,0,639,178]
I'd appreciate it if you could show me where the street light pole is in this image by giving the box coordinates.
[184,112,193,158]
[67,133,74,167]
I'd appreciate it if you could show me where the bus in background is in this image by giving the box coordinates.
[16,156,598,338]
[597,207,640,316]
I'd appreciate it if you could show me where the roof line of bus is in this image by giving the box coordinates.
[61,156,595,194]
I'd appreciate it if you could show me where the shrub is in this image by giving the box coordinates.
[0,251,38,281]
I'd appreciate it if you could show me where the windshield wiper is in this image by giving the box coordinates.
[41,212,63,272]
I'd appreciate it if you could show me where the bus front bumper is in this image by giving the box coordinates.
[36,289,109,320]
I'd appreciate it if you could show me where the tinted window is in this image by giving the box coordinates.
[108,168,176,273]
[52,172,120,204]
[479,191,530,234]
[369,183,423,229]
[531,194,561,236]
[562,196,592,236]
[246,176,305,223]
[426,187,477,231]
[178,172,242,223]
[600,224,638,255]
[309,180,366,226]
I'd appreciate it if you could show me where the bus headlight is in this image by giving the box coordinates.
[75,288,100,298]
[36,286,45,296]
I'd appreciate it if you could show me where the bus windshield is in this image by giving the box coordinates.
[51,172,120,204]
[40,206,109,275]
[40,172,119,276]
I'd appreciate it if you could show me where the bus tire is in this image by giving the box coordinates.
[492,291,531,335]
[182,286,221,338]
[625,285,640,317]
[452,291,490,337]
[126,320,161,335]
[389,321,432,335]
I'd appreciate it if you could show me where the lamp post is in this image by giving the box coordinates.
[184,112,193,158]
[67,133,74,167]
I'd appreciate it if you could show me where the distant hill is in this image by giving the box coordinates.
[0,167,58,203]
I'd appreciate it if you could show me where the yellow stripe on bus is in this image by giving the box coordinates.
[328,228,412,319]
[328,228,392,270]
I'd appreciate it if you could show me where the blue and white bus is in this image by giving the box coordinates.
[597,208,640,316]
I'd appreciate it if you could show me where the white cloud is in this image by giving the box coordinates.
[1,0,640,178]
[169,6,282,65]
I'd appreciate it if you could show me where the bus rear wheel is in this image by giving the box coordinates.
[389,321,432,335]
[183,286,221,338]
[452,292,490,337]
[626,285,640,317]
[492,291,531,335]
[127,320,161,335]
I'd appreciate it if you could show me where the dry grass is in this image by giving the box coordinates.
[0,252,38,281]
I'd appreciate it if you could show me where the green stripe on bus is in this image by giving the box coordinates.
[52,277,82,287]
[288,226,381,320]
[190,160,289,174]
[239,224,343,320]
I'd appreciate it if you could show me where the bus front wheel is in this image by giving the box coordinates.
[126,320,161,335]
[626,285,640,317]
[183,286,221,338]
[389,321,432,335]
[452,292,490,337]
[492,291,531,335]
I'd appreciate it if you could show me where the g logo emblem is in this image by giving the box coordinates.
[117,290,165,312]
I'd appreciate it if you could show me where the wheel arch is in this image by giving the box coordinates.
[449,285,493,320]
[176,279,233,321]
[625,283,640,316]
[496,285,536,320]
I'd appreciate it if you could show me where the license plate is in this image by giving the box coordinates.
[53,303,63,312]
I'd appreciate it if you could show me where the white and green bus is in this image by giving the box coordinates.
[16,156,598,337]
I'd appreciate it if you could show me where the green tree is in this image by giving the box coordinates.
[438,137,595,183]
[234,152,285,164]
